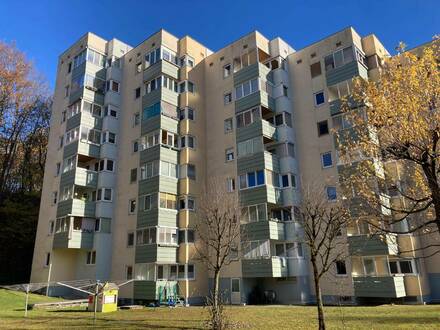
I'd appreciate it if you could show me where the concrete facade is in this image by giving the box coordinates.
[31,27,440,305]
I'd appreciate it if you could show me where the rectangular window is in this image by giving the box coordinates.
[103,188,112,201]
[336,260,347,275]
[129,199,136,214]
[239,170,265,189]
[144,195,152,211]
[224,118,233,133]
[326,186,337,201]
[86,251,96,265]
[227,178,235,192]
[236,107,260,129]
[224,92,232,105]
[159,193,177,210]
[317,120,329,136]
[310,62,322,78]
[223,64,231,78]
[127,232,134,247]
[130,168,137,183]
[235,78,259,100]
[321,152,333,168]
[126,266,133,280]
[314,91,325,106]
[45,252,51,267]
[225,148,234,162]
[135,87,141,98]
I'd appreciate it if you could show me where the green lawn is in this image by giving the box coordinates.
[0,289,439,329]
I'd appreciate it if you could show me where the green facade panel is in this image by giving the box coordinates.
[353,276,406,298]
[240,185,282,206]
[235,91,275,113]
[143,60,179,82]
[325,60,368,87]
[237,151,280,174]
[242,258,288,278]
[236,120,277,143]
[143,89,179,109]
[233,62,272,86]
[52,231,94,250]
[241,220,284,241]
[137,208,178,228]
[348,234,397,256]
[56,199,96,218]
[135,245,178,263]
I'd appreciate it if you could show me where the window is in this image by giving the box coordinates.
[310,62,322,78]
[236,107,260,128]
[86,251,96,265]
[239,170,265,189]
[224,118,233,133]
[95,218,101,232]
[102,131,116,144]
[225,148,234,162]
[65,127,80,145]
[237,137,262,158]
[242,240,270,259]
[45,252,51,267]
[55,163,61,176]
[140,160,160,180]
[159,193,177,210]
[129,199,136,214]
[336,260,347,275]
[157,227,178,245]
[52,191,58,204]
[223,64,231,77]
[136,227,157,245]
[179,107,195,121]
[127,232,134,247]
[363,258,376,275]
[389,259,417,274]
[179,81,195,93]
[159,160,178,178]
[106,159,114,171]
[180,55,194,67]
[314,91,325,106]
[324,46,355,72]
[132,140,139,153]
[104,105,118,118]
[180,135,195,149]
[145,48,161,68]
[67,62,72,73]
[107,80,120,93]
[133,113,140,126]
[187,264,195,279]
[126,266,133,280]
[80,127,101,145]
[224,92,232,105]
[65,85,69,97]
[86,49,106,67]
[283,85,288,97]
[179,196,195,211]
[317,120,329,136]
[67,101,80,119]
[326,186,337,201]
[48,221,55,235]
[227,178,235,192]
[143,194,153,211]
[180,164,196,180]
[321,152,333,168]
[135,87,141,98]
[235,78,259,100]
[61,111,66,123]
[241,204,267,223]
[103,188,112,201]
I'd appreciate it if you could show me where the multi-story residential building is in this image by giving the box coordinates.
[30,27,440,305]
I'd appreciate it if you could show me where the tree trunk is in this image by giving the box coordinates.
[312,258,326,330]
[213,270,220,309]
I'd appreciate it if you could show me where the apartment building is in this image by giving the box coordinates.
[30,27,440,305]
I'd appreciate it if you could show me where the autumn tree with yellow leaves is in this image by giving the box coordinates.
[337,38,440,250]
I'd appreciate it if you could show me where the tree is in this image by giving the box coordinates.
[0,41,50,198]
[194,177,241,330]
[298,184,351,330]
[0,41,50,284]
[338,39,440,249]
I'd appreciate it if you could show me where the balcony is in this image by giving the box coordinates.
[135,245,178,264]
[235,91,275,113]
[325,60,368,87]
[239,185,282,206]
[133,280,179,301]
[143,60,179,82]
[237,151,280,174]
[348,234,398,256]
[142,88,179,109]
[241,220,285,241]
[236,119,277,144]
[52,230,94,250]
[353,276,406,298]
[242,257,288,278]
[74,168,98,188]
[56,198,96,218]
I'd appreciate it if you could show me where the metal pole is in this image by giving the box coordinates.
[24,284,30,317]
[93,281,99,325]
[46,262,52,296]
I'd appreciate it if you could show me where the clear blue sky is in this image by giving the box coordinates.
[1,0,438,89]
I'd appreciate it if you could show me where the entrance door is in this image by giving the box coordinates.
[231,278,241,304]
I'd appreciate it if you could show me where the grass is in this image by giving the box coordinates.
[0,289,439,329]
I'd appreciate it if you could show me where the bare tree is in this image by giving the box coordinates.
[194,176,241,330]
[298,184,351,330]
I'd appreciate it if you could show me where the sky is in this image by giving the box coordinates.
[0,0,438,89]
